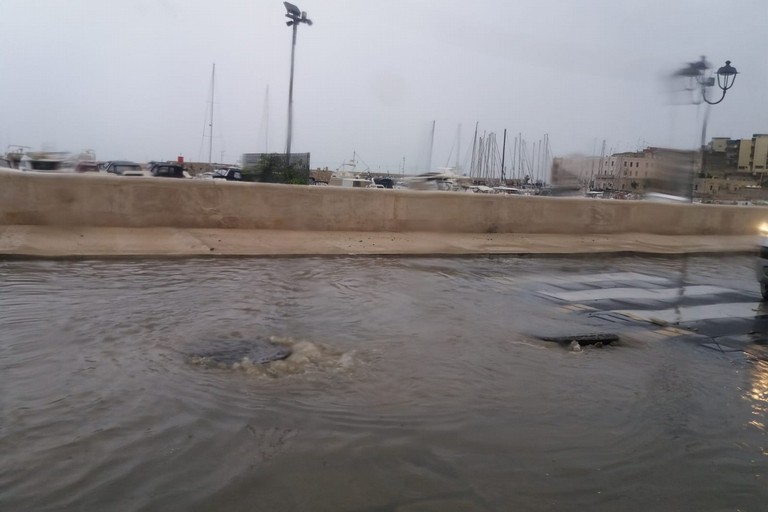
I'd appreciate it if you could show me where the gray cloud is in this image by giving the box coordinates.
[1,0,765,172]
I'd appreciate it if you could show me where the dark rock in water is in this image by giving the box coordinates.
[191,340,292,366]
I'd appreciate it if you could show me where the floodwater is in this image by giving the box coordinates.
[1,255,766,511]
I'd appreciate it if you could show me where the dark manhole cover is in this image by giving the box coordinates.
[538,333,619,345]
[190,339,292,366]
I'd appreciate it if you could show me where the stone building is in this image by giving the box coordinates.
[552,149,671,193]
[549,155,601,189]
[593,148,668,193]
[551,134,768,200]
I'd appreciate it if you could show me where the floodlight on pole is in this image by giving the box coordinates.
[283,2,312,167]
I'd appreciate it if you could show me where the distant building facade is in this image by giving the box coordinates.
[709,134,768,173]
[550,155,601,189]
[753,135,768,172]
[553,148,669,193]
[551,134,768,200]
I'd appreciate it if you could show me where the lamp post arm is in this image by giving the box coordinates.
[701,87,728,105]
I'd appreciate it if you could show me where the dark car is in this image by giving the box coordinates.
[373,177,395,189]
[149,162,186,179]
[212,168,243,181]
[75,161,100,173]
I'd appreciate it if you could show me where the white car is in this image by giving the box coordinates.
[758,223,768,300]
[103,161,151,177]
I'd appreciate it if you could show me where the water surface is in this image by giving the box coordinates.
[1,255,766,511]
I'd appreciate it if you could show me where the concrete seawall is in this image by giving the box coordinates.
[0,169,765,257]
[1,169,767,235]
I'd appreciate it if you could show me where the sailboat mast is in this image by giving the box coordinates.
[596,139,606,189]
[470,122,478,177]
[455,123,461,172]
[517,133,523,182]
[500,129,507,183]
[427,120,435,172]
[512,136,518,182]
[208,63,215,166]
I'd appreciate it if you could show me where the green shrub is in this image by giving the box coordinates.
[242,154,309,184]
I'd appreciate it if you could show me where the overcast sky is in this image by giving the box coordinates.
[1,0,766,173]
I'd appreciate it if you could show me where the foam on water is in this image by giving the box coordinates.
[189,336,356,377]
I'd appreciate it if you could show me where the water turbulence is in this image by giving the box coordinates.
[188,336,354,376]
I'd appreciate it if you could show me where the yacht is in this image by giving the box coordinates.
[18,152,73,173]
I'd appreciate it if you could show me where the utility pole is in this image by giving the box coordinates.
[283,2,312,167]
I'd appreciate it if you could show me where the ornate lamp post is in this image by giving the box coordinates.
[283,2,312,167]
[668,57,738,322]
[675,56,738,145]
[674,56,738,200]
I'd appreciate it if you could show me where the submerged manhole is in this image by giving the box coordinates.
[189,339,292,367]
[534,333,619,352]
[537,333,619,346]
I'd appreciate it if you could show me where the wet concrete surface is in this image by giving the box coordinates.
[528,258,768,359]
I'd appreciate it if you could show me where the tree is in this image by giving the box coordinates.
[242,154,309,184]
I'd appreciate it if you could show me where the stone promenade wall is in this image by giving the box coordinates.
[1,169,766,235]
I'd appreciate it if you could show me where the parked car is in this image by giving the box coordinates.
[104,161,149,176]
[148,162,186,179]
[212,167,243,181]
[757,223,768,300]
[75,161,100,173]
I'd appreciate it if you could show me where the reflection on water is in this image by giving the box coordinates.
[0,255,766,511]
[748,359,768,433]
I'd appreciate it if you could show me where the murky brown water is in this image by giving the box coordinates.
[1,256,766,511]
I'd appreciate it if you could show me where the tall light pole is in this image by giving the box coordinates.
[673,56,738,200]
[283,2,312,167]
